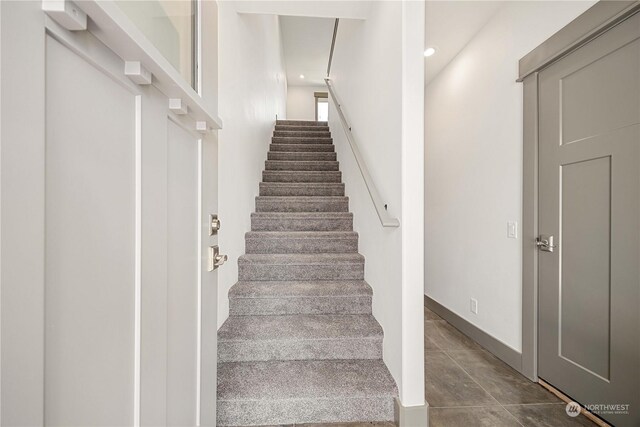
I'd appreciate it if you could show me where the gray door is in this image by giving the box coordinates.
[538,11,640,427]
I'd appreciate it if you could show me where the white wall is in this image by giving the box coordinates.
[330,1,425,406]
[286,85,324,121]
[424,1,595,352]
[217,4,287,327]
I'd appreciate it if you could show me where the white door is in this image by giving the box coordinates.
[1,2,219,425]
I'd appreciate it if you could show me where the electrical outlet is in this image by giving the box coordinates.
[470,298,478,314]
[507,221,518,239]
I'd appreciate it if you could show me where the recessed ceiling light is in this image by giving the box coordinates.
[299,74,305,79]
[424,47,436,57]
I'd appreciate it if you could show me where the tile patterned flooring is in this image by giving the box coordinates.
[424,307,596,427]
[229,308,599,427]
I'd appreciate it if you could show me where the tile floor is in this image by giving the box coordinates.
[229,308,601,427]
[424,307,597,427]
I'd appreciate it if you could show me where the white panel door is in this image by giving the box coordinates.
[1,2,220,426]
[44,34,137,426]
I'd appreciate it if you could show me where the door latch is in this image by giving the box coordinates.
[208,245,227,271]
[536,235,556,253]
[209,214,221,235]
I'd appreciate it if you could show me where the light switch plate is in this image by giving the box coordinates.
[507,221,518,239]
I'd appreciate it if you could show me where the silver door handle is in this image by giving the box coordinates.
[214,253,228,267]
[208,245,227,271]
[536,235,556,252]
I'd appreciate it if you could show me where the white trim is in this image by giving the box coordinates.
[77,0,222,129]
[400,0,425,406]
[133,95,142,427]
[195,138,203,426]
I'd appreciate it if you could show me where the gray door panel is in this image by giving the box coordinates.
[538,11,640,427]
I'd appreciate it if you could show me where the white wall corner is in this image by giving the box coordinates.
[400,0,425,407]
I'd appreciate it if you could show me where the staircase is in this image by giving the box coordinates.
[217,120,398,426]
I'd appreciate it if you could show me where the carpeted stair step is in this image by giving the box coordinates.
[267,151,337,161]
[217,359,397,425]
[251,212,353,231]
[218,314,383,362]
[245,231,358,253]
[272,136,333,144]
[273,130,331,138]
[276,120,328,126]
[228,280,372,315]
[238,253,364,281]
[255,196,349,212]
[259,182,344,196]
[275,125,330,132]
[265,160,339,171]
[262,170,342,183]
[269,143,334,152]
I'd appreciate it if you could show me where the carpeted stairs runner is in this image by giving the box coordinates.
[217,120,398,426]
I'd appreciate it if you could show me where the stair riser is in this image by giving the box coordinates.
[251,216,353,231]
[245,236,357,253]
[269,144,334,152]
[219,337,382,363]
[272,137,333,144]
[276,120,328,126]
[238,263,364,281]
[267,152,336,161]
[255,199,349,212]
[275,125,330,132]
[262,171,342,183]
[229,295,372,316]
[259,183,344,196]
[273,131,331,138]
[265,161,339,171]
[217,397,395,426]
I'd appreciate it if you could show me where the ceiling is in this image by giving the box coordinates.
[280,15,336,87]
[425,1,504,85]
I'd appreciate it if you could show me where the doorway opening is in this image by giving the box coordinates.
[315,91,328,121]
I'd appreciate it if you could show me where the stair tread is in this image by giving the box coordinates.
[266,160,338,164]
[219,314,382,342]
[274,131,331,135]
[246,231,357,239]
[218,359,397,401]
[256,196,347,201]
[260,182,344,187]
[263,170,340,174]
[229,280,372,298]
[269,144,335,152]
[275,125,330,131]
[276,120,328,126]
[268,152,337,160]
[239,253,364,265]
[252,212,353,218]
[272,137,333,143]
